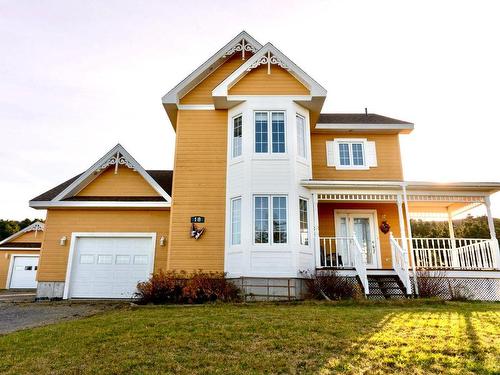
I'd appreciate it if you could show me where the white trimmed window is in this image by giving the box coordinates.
[254,195,287,244]
[232,115,242,158]
[326,138,377,169]
[296,114,306,158]
[231,197,241,245]
[255,111,286,154]
[299,198,309,245]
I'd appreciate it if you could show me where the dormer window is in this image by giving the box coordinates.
[255,111,286,154]
[327,138,377,170]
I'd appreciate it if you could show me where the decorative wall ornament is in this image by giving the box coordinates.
[29,222,44,232]
[190,223,205,240]
[223,38,258,60]
[95,151,137,174]
[379,216,391,234]
[246,51,290,75]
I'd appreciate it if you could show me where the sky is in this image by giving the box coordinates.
[1,0,499,220]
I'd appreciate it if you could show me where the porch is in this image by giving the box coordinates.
[302,180,500,296]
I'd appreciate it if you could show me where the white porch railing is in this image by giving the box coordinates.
[318,236,369,294]
[389,233,411,294]
[396,237,499,270]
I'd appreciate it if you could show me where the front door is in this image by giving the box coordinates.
[335,211,379,268]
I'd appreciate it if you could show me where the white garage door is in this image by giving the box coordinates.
[68,236,154,299]
[9,256,39,289]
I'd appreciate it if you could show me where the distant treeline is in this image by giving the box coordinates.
[0,219,45,241]
[411,215,500,239]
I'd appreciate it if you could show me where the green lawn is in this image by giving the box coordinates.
[0,300,499,374]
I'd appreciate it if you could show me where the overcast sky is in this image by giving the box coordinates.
[1,0,499,220]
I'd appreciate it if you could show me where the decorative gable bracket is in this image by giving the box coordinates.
[246,51,290,74]
[223,38,258,60]
[96,151,137,174]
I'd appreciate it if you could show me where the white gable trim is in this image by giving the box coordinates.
[212,43,327,98]
[51,144,171,203]
[0,221,45,245]
[162,31,262,105]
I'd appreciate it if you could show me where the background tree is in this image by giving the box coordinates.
[410,215,500,240]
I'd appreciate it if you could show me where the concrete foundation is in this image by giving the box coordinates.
[36,281,65,300]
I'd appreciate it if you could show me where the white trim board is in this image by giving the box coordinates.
[29,201,171,209]
[62,232,157,300]
[5,254,39,289]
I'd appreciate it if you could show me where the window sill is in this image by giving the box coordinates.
[333,166,370,171]
[229,157,244,166]
[252,154,289,161]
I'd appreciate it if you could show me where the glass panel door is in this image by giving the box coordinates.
[335,211,379,268]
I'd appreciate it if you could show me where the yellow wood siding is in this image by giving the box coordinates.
[0,250,39,289]
[311,133,404,180]
[37,209,170,282]
[229,64,310,95]
[180,53,252,105]
[76,166,160,197]
[10,231,43,243]
[167,110,227,272]
[318,202,403,269]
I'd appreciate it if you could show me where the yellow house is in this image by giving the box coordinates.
[0,221,44,289]
[29,31,500,300]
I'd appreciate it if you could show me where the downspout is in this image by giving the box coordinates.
[402,183,419,295]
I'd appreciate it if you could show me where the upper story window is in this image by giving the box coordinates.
[338,142,364,167]
[296,114,306,158]
[232,115,242,158]
[327,138,377,170]
[255,111,286,154]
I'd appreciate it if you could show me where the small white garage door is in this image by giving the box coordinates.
[9,256,39,289]
[68,236,154,299]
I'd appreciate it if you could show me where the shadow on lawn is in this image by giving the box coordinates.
[316,302,497,374]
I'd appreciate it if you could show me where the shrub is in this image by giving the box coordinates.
[135,270,241,304]
[416,270,448,298]
[135,270,187,304]
[301,270,362,300]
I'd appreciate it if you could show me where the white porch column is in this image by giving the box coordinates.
[447,207,459,268]
[402,185,419,295]
[396,194,408,251]
[312,193,321,270]
[484,195,500,269]
[485,196,497,240]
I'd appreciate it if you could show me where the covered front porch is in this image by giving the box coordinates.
[302,180,500,296]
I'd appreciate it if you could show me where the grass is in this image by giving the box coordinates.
[0,300,498,374]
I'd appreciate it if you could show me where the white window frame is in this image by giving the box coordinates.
[296,114,307,159]
[254,111,286,154]
[327,138,376,170]
[299,197,309,246]
[253,194,288,245]
[230,197,242,245]
[231,114,243,158]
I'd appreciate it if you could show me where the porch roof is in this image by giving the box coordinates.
[302,179,500,218]
[301,180,500,194]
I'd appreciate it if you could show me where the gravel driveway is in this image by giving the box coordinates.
[0,299,122,334]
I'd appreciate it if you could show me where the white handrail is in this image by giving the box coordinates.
[351,237,369,295]
[390,233,411,294]
[394,237,497,270]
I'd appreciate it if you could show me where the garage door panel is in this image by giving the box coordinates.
[68,236,153,299]
[9,256,39,289]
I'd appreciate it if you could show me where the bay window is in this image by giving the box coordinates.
[254,195,287,244]
[299,198,309,245]
[232,115,242,158]
[231,197,241,245]
[296,114,306,158]
[255,111,286,154]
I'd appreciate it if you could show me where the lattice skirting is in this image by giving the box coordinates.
[415,276,500,301]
